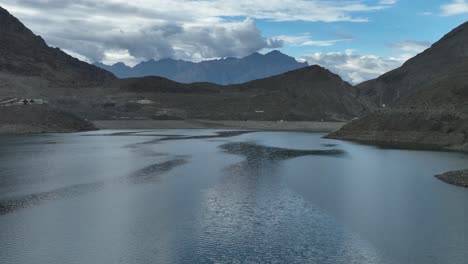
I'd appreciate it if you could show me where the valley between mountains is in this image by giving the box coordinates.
[0,6,467,186]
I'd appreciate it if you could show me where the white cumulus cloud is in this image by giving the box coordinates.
[1,0,397,63]
[301,50,406,84]
[300,38,432,84]
[441,0,468,16]
[272,34,349,47]
[379,0,398,5]
[390,40,431,53]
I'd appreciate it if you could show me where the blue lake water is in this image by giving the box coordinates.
[0,130,467,264]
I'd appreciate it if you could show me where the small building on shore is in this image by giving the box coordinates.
[0,98,47,106]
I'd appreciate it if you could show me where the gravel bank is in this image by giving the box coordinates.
[326,109,468,152]
[93,120,345,132]
[436,170,468,188]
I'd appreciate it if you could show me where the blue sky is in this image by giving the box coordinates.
[1,0,467,83]
[258,0,467,58]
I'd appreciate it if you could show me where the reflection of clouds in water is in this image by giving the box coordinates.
[192,142,392,264]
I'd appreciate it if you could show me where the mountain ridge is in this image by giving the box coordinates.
[0,6,115,85]
[95,50,308,84]
[328,21,468,154]
[359,21,468,110]
[107,64,371,121]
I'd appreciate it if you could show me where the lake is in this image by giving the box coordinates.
[0,130,467,264]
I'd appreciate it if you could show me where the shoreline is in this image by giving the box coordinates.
[325,133,468,154]
[435,170,468,188]
[92,120,346,132]
[0,105,97,134]
[325,133,468,188]
[4,118,467,189]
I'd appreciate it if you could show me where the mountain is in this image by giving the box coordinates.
[0,6,114,86]
[328,21,468,153]
[95,50,308,84]
[227,65,372,120]
[359,21,468,111]
[94,62,132,78]
[0,6,370,123]
[0,5,112,133]
[106,65,372,121]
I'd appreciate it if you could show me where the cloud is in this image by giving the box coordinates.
[1,0,397,63]
[273,34,348,47]
[302,39,432,84]
[441,0,468,16]
[379,0,398,5]
[7,7,281,64]
[418,11,433,16]
[4,0,396,22]
[390,40,431,53]
[301,50,406,84]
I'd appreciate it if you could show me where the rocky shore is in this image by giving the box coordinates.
[325,109,468,152]
[326,109,468,187]
[436,170,468,188]
[0,105,96,134]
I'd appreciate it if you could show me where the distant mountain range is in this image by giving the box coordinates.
[94,51,308,84]
[0,5,368,122]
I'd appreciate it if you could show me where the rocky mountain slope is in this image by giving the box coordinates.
[95,50,308,84]
[325,21,468,187]
[0,6,114,86]
[327,109,468,152]
[0,6,110,133]
[328,21,468,154]
[0,105,96,134]
[101,65,372,121]
[359,21,468,111]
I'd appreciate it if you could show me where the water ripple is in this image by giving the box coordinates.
[0,158,189,215]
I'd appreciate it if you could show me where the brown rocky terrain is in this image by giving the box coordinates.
[0,105,96,134]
